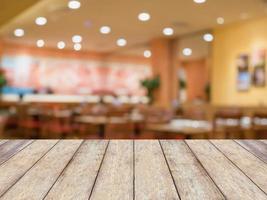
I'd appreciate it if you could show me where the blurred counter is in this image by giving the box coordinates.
[0,94,149,104]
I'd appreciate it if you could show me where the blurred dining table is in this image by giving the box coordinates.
[75,114,144,138]
[146,119,213,139]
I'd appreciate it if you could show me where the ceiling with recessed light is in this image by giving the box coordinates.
[0,0,266,57]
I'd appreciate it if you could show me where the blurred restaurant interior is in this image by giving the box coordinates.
[1,0,267,139]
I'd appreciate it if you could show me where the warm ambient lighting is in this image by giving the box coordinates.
[144,50,152,58]
[203,33,214,42]
[193,0,206,3]
[14,28,24,37]
[36,39,45,48]
[116,38,127,47]
[240,12,249,20]
[57,41,66,49]
[35,17,47,26]
[183,48,192,56]
[68,0,81,9]
[74,43,82,51]
[138,12,151,22]
[217,17,225,25]
[72,35,82,43]
[100,26,111,34]
[163,27,174,36]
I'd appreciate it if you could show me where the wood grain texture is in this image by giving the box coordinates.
[187,140,267,200]
[0,140,8,146]
[160,140,225,200]
[0,140,58,197]
[0,140,33,165]
[211,140,267,193]
[135,140,179,200]
[44,140,109,200]
[0,140,266,200]
[89,140,133,200]
[236,140,267,163]
[1,140,82,200]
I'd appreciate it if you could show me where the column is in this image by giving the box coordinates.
[0,40,4,65]
[150,38,179,108]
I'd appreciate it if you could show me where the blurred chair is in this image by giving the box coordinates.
[213,108,244,139]
[105,105,134,139]
[39,105,74,139]
[182,107,207,120]
[141,106,174,139]
[2,106,19,135]
[142,106,174,124]
[252,112,267,139]
[17,104,42,138]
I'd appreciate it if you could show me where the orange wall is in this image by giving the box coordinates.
[182,58,209,101]
[0,40,3,57]
[1,42,150,65]
[212,16,267,106]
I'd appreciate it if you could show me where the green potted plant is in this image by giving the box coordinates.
[141,75,160,104]
[179,79,187,103]
[205,82,211,102]
[0,69,6,95]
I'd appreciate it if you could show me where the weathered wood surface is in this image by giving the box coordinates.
[236,140,267,163]
[135,140,179,200]
[45,140,108,200]
[0,140,33,165]
[1,140,82,200]
[0,140,8,146]
[0,140,266,200]
[160,140,225,200]
[89,140,133,200]
[211,140,267,193]
[187,140,267,200]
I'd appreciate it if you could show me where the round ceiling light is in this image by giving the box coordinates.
[74,43,82,51]
[116,38,127,47]
[193,0,206,4]
[68,0,81,9]
[35,17,47,26]
[163,27,174,36]
[138,12,151,22]
[203,33,214,42]
[183,48,193,56]
[144,50,152,58]
[217,17,225,25]
[72,35,82,43]
[14,28,25,37]
[100,26,111,34]
[57,41,66,49]
[36,39,45,48]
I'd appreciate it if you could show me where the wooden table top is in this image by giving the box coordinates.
[0,140,266,200]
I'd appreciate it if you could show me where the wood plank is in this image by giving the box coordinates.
[160,140,225,200]
[236,140,267,163]
[1,140,83,200]
[0,140,58,197]
[260,140,267,145]
[186,140,267,200]
[0,140,33,165]
[212,140,267,193]
[89,140,133,200]
[135,140,179,200]
[44,140,109,200]
[0,140,8,146]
